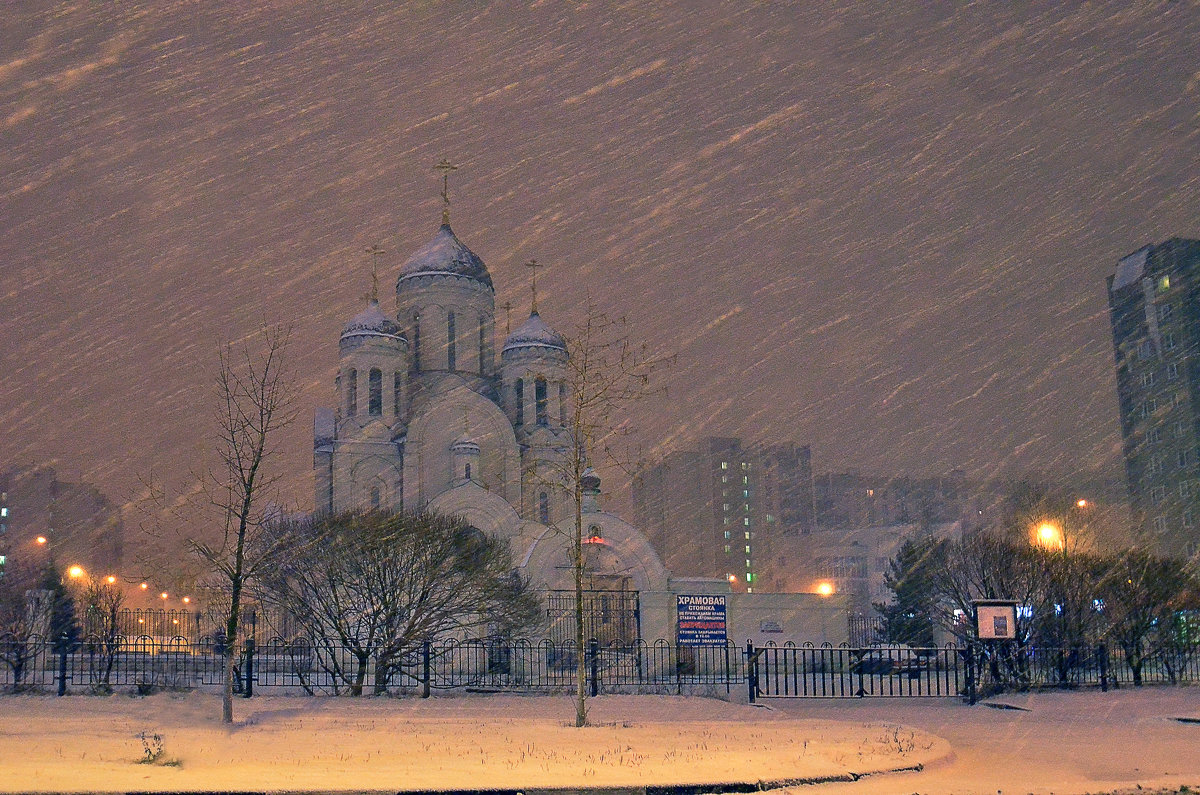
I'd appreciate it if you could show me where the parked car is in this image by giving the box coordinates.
[850,646,928,677]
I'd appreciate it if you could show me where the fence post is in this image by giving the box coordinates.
[965,643,976,705]
[57,635,68,697]
[746,641,756,704]
[1097,643,1109,692]
[243,637,255,698]
[588,638,600,698]
[421,640,431,699]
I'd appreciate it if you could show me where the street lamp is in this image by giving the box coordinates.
[815,581,835,596]
[67,565,85,580]
[1034,522,1064,551]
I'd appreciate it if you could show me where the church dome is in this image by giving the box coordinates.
[502,311,568,357]
[396,224,493,291]
[340,298,403,342]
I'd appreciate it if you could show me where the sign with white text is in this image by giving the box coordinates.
[677,594,727,645]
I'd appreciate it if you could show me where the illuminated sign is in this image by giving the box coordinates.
[677,594,727,645]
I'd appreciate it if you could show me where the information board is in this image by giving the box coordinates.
[677,594,727,645]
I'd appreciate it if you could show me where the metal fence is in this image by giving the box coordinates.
[2,634,1197,700]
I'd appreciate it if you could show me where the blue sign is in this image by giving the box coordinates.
[677,594,727,645]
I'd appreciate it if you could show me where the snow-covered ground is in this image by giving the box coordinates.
[0,689,1195,794]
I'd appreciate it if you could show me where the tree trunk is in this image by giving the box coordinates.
[574,473,587,727]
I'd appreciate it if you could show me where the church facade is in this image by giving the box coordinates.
[312,214,671,634]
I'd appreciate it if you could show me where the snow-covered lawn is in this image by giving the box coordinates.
[0,692,946,793]
[0,689,1196,794]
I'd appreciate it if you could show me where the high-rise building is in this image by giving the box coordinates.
[632,437,815,591]
[1107,238,1200,559]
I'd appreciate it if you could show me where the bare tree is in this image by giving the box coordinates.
[77,577,126,692]
[190,326,296,723]
[258,509,540,695]
[538,301,672,727]
[0,557,45,692]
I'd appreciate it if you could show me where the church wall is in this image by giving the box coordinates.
[397,277,495,382]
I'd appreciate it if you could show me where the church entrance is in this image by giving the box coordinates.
[545,586,640,646]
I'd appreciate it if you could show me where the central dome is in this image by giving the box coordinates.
[396,223,493,291]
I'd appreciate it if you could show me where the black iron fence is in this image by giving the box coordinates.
[2,634,1197,700]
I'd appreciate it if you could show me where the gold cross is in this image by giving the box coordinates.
[364,244,386,302]
[502,300,513,335]
[524,258,544,313]
[434,158,458,225]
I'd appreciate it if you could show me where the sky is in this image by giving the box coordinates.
[2,2,1198,515]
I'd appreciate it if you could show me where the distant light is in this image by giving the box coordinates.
[138,618,144,624]
[139,582,148,590]
[1076,499,1088,508]
[35,536,47,545]
[182,597,191,604]
[160,592,169,600]
[816,581,834,596]
[105,575,117,585]
[172,619,179,625]
[67,565,85,579]
[727,574,737,582]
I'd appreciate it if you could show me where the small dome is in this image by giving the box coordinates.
[502,311,567,356]
[450,437,480,455]
[340,299,403,342]
[581,466,601,492]
[396,224,493,290]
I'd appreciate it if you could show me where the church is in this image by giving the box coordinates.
[311,177,846,645]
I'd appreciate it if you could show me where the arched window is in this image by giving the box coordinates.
[447,311,456,371]
[539,491,550,524]
[368,368,382,415]
[514,379,524,427]
[465,463,472,481]
[478,317,487,375]
[393,372,403,418]
[535,377,548,426]
[559,383,567,425]
[370,486,381,510]
[412,313,421,370]
[346,368,357,416]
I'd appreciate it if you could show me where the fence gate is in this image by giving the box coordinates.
[546,589,640,647]
[751,644,968,699]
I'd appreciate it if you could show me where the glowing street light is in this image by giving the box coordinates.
[815,581,835,596]
[35,536,47,545]
[1034,522,1064,550]
[67,565,85,579]
[160,592,169,600]
[1076,499,1088,508]
[139,582,149,590]
[105,575,117,585]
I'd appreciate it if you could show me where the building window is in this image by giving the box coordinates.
[1142,372,1156,388]
[742,489,749,498]
[413,313,421,370]
[1175,421,1187,438]
[479,317,487,375]
[559,383,567,425]
[465,463,471,480]
[1165,332,1176,350]
[721,462,728,470]
[744,532,750,539]
[368,369,383,415]
[370,487,381,510]
[1159,304,1173,322]
[1180,481,1192,499]
[1184,511,1195,528]
[514,379,524,427]
[743,518,750,526]
[447,312,456,370]
[723,503,730,511]
[1142,398,1157,418]
[1168,363,1179,380]
[724,545,731,553]
[1149,456,1164,475]
[724,531,731,539]
[347,369,357,416]
[1139,340,1154,360]
[538,491,549,524]
[1175,392,1187,408]
[1159,275,1171,291]
[1151,486,1166,503]
[1179,449,1190,469]
[1149,428,1162,444]
[722,517,730,525]
[745,546,751,554]
[394,372,403,418]
[535,377,548,426]
[1153,516,1168,534]
[721,475,728,483]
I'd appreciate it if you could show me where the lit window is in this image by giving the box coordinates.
[721,475,728,483]
[1159,275,1171,291]
[723,517,730,525]
[723,503,730,511]
[743,518,750,526]
[744,532,750,539]
[742,476,749,484]
[720,462,728,470]
[742,489,749,498]
[0,508,6,518]
[724,545,731,553]
[724,531,731,539]
[745,546,751,553]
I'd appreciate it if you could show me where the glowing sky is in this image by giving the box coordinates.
[2,2,1197,512]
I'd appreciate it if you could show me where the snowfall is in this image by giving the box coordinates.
[0,689,1196,795]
